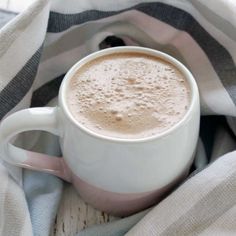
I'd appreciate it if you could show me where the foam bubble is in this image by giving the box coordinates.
[115,88,122,92]
[115,114,123,121]
[110,109,118,114]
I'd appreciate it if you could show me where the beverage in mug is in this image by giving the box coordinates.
[0,47,200,216]
[68,52,190,139]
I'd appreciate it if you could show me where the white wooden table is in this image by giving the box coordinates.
[0,1,118,235]
[50,184,117,236]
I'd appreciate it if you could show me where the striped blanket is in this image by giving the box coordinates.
[0,0,236,235]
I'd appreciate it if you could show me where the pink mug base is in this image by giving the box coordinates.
[71,168,189,216]
[24,152,190,216]
[22,151,190,216]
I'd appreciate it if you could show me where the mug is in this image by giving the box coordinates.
[0,46,200,216]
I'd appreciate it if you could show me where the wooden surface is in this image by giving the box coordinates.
[50,183,118,236]
[0,1,119,235]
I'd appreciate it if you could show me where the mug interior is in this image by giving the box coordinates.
[59,46,198,143]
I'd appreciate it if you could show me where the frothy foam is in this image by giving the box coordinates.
[67,52,190,139]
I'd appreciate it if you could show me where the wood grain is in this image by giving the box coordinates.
[50,183,118,236]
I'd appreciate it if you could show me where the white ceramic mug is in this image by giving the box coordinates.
[0,47,200,216]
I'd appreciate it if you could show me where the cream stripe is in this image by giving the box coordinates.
[126,151,236,235]
[160,0,236,64]
[200,205,236,236]
[127,11,236,115]
[0,164,9,236]
[162,0,236,64]
[186,2,236,64]
[41,10,236,115]
[190,0,236,41]
[2,171,33,236]
[159,172,236,235]
[197,0,236,28]
[36,29,116,88]
[46,0,236,64]
[50,0,146,14]
[20,216,33,236]
[0,0,48,56]
[0,2,50,91]
[34,44,87,89]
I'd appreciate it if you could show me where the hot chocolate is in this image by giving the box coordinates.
[67,52,190,139]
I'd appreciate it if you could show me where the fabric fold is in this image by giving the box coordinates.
[0,0,236,235]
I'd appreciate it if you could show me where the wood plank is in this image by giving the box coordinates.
[51,183,118,236]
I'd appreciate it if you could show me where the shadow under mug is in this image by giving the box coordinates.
[0,46,200,216]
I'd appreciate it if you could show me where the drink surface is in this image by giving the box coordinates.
[67,52,190,139]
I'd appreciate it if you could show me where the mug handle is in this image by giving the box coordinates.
[0,107,71,182]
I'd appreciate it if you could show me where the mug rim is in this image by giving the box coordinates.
[59,46,199,143]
